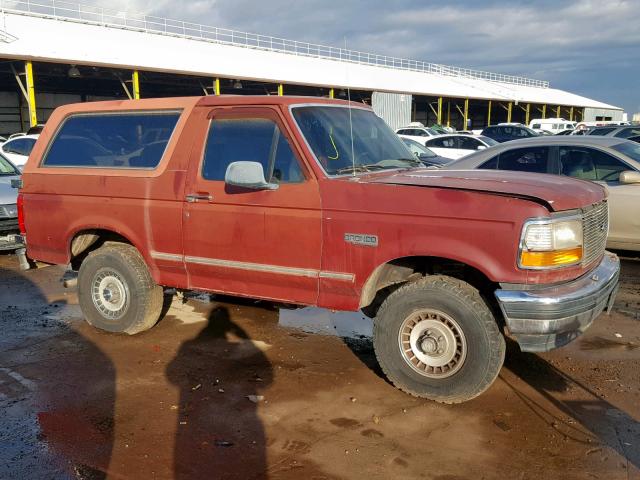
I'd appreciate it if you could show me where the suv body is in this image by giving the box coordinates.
[17,96,620,403]
[481,125,539,143]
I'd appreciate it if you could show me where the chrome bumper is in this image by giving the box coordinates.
[495,251,620,352]
[0,233,25,252]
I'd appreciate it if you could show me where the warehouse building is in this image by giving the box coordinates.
[0,1,623,135]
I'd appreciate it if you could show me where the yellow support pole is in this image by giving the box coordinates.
[525,103,530,125]
[25,61,37,127]
[278,84,284,96]
[463,98,469,130]
[487,100,492,126]
[556,105,561,117]
[569,106,574,121]
[437,97,443,124]
[507,102,512,123]
[447,101,450,127]
[542,104,546,119]
[329,88,334,99]
[132,70,140,100]
[214,78,221,95]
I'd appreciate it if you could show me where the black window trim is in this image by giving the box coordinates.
[40,109,184,170]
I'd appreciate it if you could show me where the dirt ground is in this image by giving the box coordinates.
[0,252,638,480]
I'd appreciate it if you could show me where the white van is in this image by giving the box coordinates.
[529,118,576,134]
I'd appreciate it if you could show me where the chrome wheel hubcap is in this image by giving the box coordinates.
[92,270,129,320]
[398,309,467,378]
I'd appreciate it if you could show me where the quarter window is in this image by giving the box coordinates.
[42,112,181,168]
[202,117,304,183]
[560,146,628,182]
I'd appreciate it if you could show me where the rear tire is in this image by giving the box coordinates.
[77,243,163,334]
[373,275,505,404]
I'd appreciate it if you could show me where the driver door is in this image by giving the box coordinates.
[182,106,322,304]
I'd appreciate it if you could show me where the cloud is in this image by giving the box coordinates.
[81,0,640,113]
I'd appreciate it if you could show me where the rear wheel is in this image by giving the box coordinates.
[78,243,163,334]
[373,275,505,403]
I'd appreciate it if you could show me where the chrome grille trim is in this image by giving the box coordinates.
[582,201,608,268]
[0,206,9,219]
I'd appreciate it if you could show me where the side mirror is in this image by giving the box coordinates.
[477,145,487,150]
[10,178,22,189]
[619,171,640,184]
[225,161,278,190]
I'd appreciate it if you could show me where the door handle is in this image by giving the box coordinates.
[185,193,213,203]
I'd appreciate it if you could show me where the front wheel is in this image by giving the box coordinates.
[78,243,164,335]
[373,275,505,403]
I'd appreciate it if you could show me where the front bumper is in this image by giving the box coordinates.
[495,251,620,352]
[0,232,23,251]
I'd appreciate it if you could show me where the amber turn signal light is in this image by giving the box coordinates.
[520,247,583,268]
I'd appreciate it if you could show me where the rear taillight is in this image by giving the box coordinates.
[17,193,25,234]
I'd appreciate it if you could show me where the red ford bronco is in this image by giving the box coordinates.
[16,96,619,403]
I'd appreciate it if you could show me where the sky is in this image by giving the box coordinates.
[94,0,639,114]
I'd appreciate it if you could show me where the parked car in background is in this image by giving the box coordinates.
[1,134,39,168]
[481,124,539,143]
[395,125,439,145]
[529,118,576,134]
[588,126,640,139]
[0,152,20,250]
[555,130,575,136]
[421,134,497,160]
[400,137,451,167]
[627,135,640,144]
[447,136,640,251]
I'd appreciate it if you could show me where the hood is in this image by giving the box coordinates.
[0,174,19,205]
[360,169,605,212]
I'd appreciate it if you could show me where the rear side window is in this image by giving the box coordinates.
[4,138,36,156]
[42,111,181,168]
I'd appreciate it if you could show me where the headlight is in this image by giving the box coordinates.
[5,204,18,217]
[519,216,583,269]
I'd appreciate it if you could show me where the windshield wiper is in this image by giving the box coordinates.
[335,164,387,175]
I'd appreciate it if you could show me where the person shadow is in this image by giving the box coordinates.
[167,304,273,480]
[0,262,115,480]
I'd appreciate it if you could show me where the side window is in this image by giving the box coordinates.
[560,146,628,182]
[426,137,447,148]
[480,155,499,169]
[498,147,549,173]
[397,129,408,135]
[502,127,512,136]
[202,117,304,184]
[458,136,480,150]
[43,112,181,168]
[5,139,28,155]
[532,124,541,129]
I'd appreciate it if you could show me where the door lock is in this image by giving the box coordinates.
[185,193,213,203]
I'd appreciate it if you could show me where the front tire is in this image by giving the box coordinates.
[78,243,163,334]
[373,275,505,403]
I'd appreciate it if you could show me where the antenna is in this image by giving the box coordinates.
[344,37,356,176]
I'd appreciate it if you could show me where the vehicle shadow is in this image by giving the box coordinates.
[167,305,273,479]
[503,340,639,471]
[0,263,115,479]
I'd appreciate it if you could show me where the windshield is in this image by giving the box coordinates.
[292,106,419,175]
[402,138,437,158]
[611,141,640,164]
[0,153,18,175]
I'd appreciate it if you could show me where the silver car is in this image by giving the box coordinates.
[446,136,640,251]
[0,153,21,250]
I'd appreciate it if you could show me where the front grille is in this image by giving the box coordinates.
[0,218,19,233]
[582,201,608,267]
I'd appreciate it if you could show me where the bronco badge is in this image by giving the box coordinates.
[344,233,379,247]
